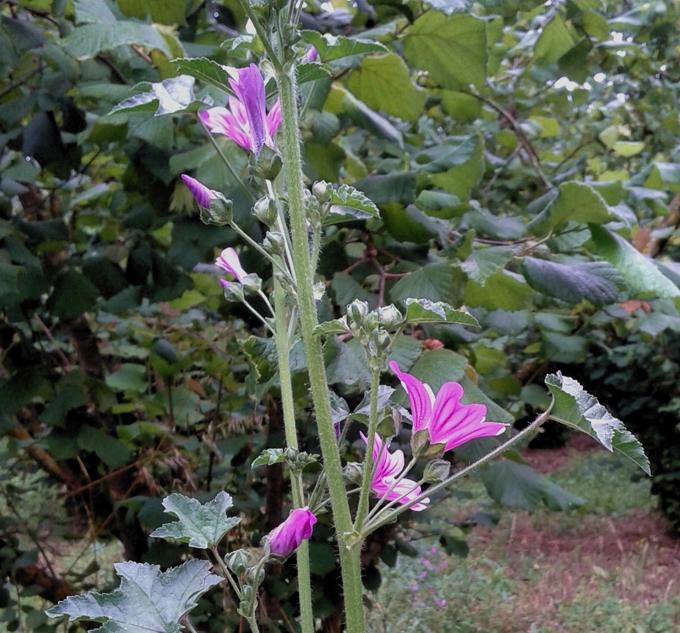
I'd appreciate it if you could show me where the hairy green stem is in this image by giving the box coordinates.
[273,278,314,633]
[353,367,381,532]
[276,65,366,632]
[364,402,554,534]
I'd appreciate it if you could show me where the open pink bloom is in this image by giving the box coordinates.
[267,507,317,557]
[198,64,281,155]
[389,361,506,452]
[181,174,216,209]
[215,247,247,289]
[361,433,429,511]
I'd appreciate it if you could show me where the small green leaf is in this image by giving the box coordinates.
[77,426,132,469]
[404,12,487,87]
[534,15,577,64]
[527,182,612,236]
[482,460,585,510]
[110,76,198,116]
[105,363,147,394]
[173,57,231,93]
[314,318,350,337]
[588,226,680,299]
[47,560,222,631]
[324,183,380,224]
[545,372,650,475]
[251,448,287,468]
[403,298,480,327]
[151,492,240,549]
[522,257,622,306]
[300,31,387,61]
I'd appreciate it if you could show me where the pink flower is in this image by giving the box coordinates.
[215,247,247,289]
[361,432,429,511]
[198,64,281,155]
[181,174,217,209]
[267,507,317,557]
[305,46,319,62]
[389,361,506,453]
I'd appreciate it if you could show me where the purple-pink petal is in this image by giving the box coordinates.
[229,64,267,155]
[215,247,248,283]
[305,46,319,62]
[389,361,433,433]
[267,507,317,557]
[181,174,217,209]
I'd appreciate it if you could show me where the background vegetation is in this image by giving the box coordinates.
[1,0,679,631]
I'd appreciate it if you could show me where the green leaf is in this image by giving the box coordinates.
[347,53,425,122]
[117,0,188,25]
[381,204,438,244]
[403,298,480,327]
[644,162,680,193]
[353,172,416,205]
[77,426,132,469]
[325,338,371,387]
[300,31,387,61]
[111,76,198,116]
[46,560,222,632]
[390,264,458,304]
[545,372,651,475]
[522,257,622,306]
[314,318,350,337]
[404,12,487,88]
[61,21,173,59]
[527,182,613,236]
[481,460,585,510]
[464,270,533,310]
[172,58,230,93]
[106,363,147,394]
[406,349,468,390]
[324,183,380,224]
[441,90,481,122]
[48,270,99,319]
[151,492,240,549]
[588,226,680,299]
[534,15,577,63]
[251,448,287,468]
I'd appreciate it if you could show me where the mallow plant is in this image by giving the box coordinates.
[47,2,650,632]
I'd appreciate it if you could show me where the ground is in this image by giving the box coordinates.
[372,436,680,633]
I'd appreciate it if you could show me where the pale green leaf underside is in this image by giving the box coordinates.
[545,372,650,475]
[47,560,222,632]
[151,492,240,549]
[403,298,480,327]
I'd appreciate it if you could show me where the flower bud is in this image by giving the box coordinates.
[250,145,282,180]
[253,196,278,226]
[347,299,370,328]
[266,507,317,558]
[241,272,262,293]
[263,231,285,256]
[312,180,329,202]
[376,304,404,329]
[343,462,363,484]
[225,549,250,575]
[423,459,451,483]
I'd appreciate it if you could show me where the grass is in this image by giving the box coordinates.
[370,448,680,633]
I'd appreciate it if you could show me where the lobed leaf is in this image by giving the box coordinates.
[47,560,222,632]
[403,298,480,327]
[151,492,240,549]
[545,372,650,475]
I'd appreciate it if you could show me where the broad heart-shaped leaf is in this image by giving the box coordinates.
[521,257,622,306]
[150,492,240,549]
[588,226,680,300]
[481,460,585,511]
[403,298,480,328]
[46,560,222,632]
[300,31,387,61]
[347,53,425,122]
[324,183,380,224]
[111,76,199,116]
[403,12,487,88]
[61,21,173,59]
[527,182,613,236]
[173,57,231,94]
[545,372,651,475]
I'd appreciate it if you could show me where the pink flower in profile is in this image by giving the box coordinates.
[267,507,317,557]
[181,174,217,209]
[389,361,506,453]
[215,247,247,289]
[361,433,429,511]
[305,46,319,62]
[198,64,281,155]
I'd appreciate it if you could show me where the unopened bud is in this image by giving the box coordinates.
[312,181,330,203]
[200,194,233,226]
[347,299,370,328]
[241,272,262,293]
[253,196,278,226]
[423,459,451,483]
[250,146,282,180]
[263,231,285,255]
[225,549,250,575]
[376,304,404,329]
[343,462,363,484]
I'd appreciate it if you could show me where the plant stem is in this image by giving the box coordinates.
[363,402,554,535]
[276,65,365,633]
[353,367,381,532]
[273,278,314,633]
